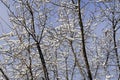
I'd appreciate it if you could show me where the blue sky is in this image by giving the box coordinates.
[0,2,11,34]
[0,0,104,35]
[0,1,120,80]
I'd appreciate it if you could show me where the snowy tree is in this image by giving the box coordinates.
[0,0,120,80]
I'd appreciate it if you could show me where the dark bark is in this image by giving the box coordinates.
[54,50,59,80]
[77,0,92,80]
[27,34,34,80]
[65,57,69,80]
[36,42,49,80]
[113,28,120,80]
[0,68,9,80]
[111,3,120,78]
[26,1,50,80]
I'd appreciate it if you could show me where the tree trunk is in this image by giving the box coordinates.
[78,0,92,80]
[36,42,49,80]
[113,28,120,80]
